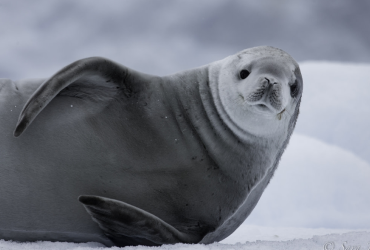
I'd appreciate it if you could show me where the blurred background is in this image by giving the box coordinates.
[1,0,370,233]
[1,0,369,79]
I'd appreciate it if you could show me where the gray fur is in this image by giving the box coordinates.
[0,46,302,247]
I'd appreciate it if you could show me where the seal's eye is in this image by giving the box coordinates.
[239,70,250,79]
[290,80,299,97]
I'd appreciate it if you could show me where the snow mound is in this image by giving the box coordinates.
[296,62,370,164]
[246,134,370,228]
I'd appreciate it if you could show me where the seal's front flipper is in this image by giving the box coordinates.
[78,195,202,246]
[13,57,148,137]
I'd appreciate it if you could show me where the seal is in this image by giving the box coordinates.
[0,46,302,247]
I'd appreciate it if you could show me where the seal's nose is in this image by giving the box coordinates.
[265,77,278,85]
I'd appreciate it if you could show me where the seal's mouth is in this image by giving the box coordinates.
[253,103,271,113]
[250,102,284,118]
[257,104,268,110]
[240,92,280,116]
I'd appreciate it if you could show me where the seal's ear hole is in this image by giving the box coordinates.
[290,80,298,97]
[239,70,250,79]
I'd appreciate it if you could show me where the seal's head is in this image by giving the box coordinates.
[211,46,303,138]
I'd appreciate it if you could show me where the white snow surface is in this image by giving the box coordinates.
[296,62,370,164]
[1,226,370,249]
[246,134,370,229]
[1,62,370,248]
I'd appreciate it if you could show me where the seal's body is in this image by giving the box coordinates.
[0,46,302,246]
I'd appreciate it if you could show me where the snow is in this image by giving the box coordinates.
[295,62,370,164]
[222,225,369,243]
[247,134,370,229]
[1,227,370,249]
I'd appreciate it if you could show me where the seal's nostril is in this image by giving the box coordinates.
[265,77,278,85]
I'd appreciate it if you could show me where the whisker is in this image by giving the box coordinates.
[277,108,285,120]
